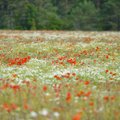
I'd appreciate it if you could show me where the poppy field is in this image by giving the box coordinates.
[0,31,120,120]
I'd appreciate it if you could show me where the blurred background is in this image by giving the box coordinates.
[0,0,120,30]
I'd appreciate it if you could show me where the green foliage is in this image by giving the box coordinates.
[0,0,120,30]
[70,0,99,30]
[100,0,120,30]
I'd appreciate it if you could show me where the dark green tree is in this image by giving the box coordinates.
[35,0,62,30]
[0,0,120,30]
[100,0,120,30]
[70,0,99,30]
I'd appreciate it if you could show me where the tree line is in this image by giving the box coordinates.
[0,0,120,30]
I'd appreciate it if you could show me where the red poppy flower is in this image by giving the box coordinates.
[66,92,72,103]
[72,113,81,120]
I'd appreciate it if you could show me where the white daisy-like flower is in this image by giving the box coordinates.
[39,109,48,116]
[30,111,38,118]
[53,112,60,118]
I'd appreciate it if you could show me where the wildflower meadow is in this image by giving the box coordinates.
[0,31,120,120]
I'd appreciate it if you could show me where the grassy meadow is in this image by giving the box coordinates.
[0,31,120,120]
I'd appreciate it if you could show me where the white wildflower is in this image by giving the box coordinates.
[39,109,48,116]
[30,111,38,118]
[53,112,60,118]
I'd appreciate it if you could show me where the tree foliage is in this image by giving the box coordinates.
[0,0,120,30]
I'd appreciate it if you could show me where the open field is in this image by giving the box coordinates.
[0,31,120,120]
